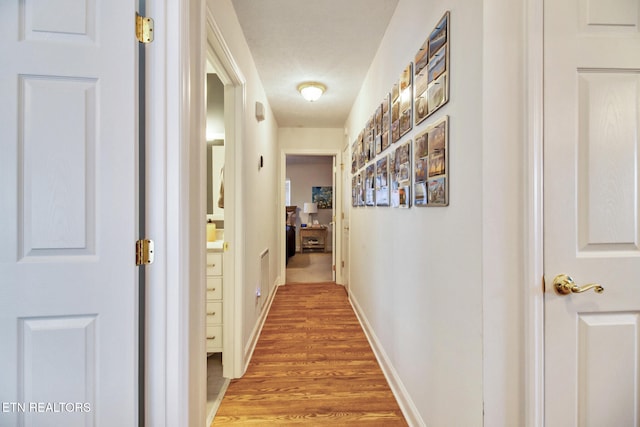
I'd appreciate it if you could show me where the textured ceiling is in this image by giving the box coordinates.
[230,0,399,128]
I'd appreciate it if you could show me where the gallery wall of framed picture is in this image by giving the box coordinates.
[351,10,450,209]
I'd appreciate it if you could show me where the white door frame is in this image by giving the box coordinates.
[523,0,544,424]
[279,148,343,286]
[205,7,246,381]
[144,0,207,424]
[482,0,544,425]
[340,142,351,295]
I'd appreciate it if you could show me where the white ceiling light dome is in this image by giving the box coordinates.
[297,82,326,102]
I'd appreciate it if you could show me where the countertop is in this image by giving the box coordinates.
[206,241,224,251]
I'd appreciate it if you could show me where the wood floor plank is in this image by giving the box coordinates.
[213,282,408,426]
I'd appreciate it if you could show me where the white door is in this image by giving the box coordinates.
[332,156,337,282]
[0,1,139,426]
[544,0,640,425]
[341,145,350,292]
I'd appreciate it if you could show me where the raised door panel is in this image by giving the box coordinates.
[577,71,640,254]
[577,313,640,426]
[19,316,96,426]
[19,76,97,258]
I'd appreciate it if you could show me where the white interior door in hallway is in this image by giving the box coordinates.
[341,144,350,293]
[0,1,139,426]
[544,0,640,425]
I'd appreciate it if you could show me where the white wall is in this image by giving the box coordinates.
[345,1,484,425]
[208,0,281,368]
[482,0,527,425]
[279,127,344,151]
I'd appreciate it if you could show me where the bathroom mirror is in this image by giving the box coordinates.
[206,72,225,220]
[207,141,225,219]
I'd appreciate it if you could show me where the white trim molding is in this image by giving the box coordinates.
[205,7,247,381]
[524,0,545,425]
[279,148,343,287]
[145,0,207,425]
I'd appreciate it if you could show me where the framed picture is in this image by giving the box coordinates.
[365,117,374,163]
[414,115,449,206]
[376,156,389,206]
[312,186,333,209]
[414,10,450,125]
[398,63,413,138]
[414,69,429,125]
[429,12,449,57]
[375,104,383,156]
[365,163,376,206]
[414,181,427,206]
[357,131,365,169]
[381,93,391,152]
[428,118,446,178]
[356,173,364,206]
[352,176,358,207]
[389,152,398,207]
[391,140,412,208]
[428,177,446,205]
[398,184,411,208]
[391,82,401,144]
[351,139,358,174]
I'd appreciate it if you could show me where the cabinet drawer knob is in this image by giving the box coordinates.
[208,263,216,268]
[207,311,216,316]
[207,287,216,292]
[207,336,216,340]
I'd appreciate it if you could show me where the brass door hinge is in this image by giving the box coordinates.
[136,13,154,44]
[136,239,155,265]
[332,264,336,272]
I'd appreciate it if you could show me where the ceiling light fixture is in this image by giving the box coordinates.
[297,82,326,102]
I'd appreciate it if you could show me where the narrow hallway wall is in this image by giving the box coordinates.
[208,0,281,366]
[345,1,484,425]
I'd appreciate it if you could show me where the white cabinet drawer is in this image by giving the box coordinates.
[206,325,222,352]
[206,252,222,276]
[206,277,222,300]
[206,301,222,324]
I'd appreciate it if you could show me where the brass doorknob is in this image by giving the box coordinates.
[553,274,604,295]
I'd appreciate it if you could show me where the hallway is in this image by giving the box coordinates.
[285,252,334,283]
[212,283,407,425]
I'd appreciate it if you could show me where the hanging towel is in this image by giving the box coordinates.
[217,167,224,209]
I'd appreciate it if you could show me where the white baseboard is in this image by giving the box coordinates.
[349,293,425,427]
[243,282,280,372]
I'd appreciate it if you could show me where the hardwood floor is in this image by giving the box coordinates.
[213,282,408,426]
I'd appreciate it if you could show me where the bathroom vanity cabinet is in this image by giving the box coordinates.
[206,249,223,353]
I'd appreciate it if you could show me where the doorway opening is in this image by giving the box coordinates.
[284,155,336,284]
[202,10,246,426]
[203,63,229,424]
